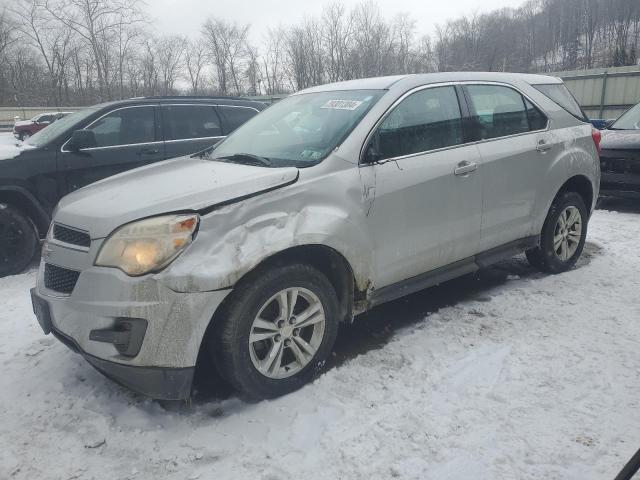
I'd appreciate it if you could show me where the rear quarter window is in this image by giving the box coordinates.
[533,83,588,122]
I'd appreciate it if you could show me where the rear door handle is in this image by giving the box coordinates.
[138,148,160,155]
[536,139,552,152]
[454,161,478,176]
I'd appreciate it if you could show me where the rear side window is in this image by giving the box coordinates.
[87,106,155,147]
[218,106,258,134]
[465,85,547,139]
[163,105,222,140]
[533,83,587,121]
[373,86,464,160]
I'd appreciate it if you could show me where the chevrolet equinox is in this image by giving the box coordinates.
[31,73,601,400]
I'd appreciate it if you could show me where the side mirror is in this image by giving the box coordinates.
[67,129,97,151]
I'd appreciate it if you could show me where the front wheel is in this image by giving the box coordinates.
[210,263,339,399]
[0,204,38,277]
[526,191,588,274]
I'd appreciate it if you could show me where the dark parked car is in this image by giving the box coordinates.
[0,96,265,277]
[599,102,640,199]
[13,112,73,141]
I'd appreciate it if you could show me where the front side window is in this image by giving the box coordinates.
[211,90,384,167]
[466,85,533,139]
[163,105,222,140]
[368,86,464,161]
[218,106,258,134]
[86,106,155,147]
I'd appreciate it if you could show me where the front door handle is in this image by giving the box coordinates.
[536,139,552,152]
[454,161,478,176]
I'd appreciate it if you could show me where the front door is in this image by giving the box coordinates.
[58,105,164,194]
[362,85,483,288]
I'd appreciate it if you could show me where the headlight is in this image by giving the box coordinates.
[95,214,199,276]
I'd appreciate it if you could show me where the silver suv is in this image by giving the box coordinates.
[31,73,600,400]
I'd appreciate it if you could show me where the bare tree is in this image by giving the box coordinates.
[43,0,144,99]
[262,27,286,94]
[202,18,250,95]
[184,38,207,94]
[154,35,186,95]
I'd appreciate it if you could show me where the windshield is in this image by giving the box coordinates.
[610,103,640,130]
[210,90,385,167]
[26,108,96,147]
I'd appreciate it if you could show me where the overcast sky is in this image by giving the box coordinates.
[152,0,524,44]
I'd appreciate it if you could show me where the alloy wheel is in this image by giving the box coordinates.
[553,205,582,261]
[248,287,326,379]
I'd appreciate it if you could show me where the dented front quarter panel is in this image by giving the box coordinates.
[157,155,376,294]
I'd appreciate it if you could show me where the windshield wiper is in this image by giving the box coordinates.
[216,153,272,167]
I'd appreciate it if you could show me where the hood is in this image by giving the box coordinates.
[55,156,299,238]
[14,120,34,128]
[600,129,640,151]
[0,142,36,161]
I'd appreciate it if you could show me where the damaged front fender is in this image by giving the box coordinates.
[156,164,375,296]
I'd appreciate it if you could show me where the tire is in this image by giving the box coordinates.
[0,204,38,277]
[526,191,588,274]
[210,263,339,400]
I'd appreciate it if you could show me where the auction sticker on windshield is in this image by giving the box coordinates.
[321,100,363,110]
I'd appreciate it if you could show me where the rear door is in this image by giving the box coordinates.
[58,104,164,194]
[161,104,224,158]
[462,83,551,251]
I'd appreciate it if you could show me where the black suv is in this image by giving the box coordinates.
[0,96,265,277]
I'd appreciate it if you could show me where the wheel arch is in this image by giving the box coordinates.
[557,175,594,214]
[0,187,50,237]
[193,244,359,389]
[213,244,358,328]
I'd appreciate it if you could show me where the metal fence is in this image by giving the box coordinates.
[555,65,640,120]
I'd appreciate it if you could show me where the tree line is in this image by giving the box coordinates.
[0,0,638,107]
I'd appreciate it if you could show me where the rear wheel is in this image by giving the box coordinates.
[526,191,588,274]
[210,263,339,399]
[0,204,38,277]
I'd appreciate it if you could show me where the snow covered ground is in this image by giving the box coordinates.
[1,204,640,480]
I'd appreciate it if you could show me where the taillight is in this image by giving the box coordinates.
[591,127,602,155]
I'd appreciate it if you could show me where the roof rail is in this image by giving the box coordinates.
[135,95,258,102]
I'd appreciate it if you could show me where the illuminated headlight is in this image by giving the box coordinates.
[95,214,199,276]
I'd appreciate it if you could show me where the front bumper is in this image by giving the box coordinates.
[31,287,193,399]
[33,239,231,399]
